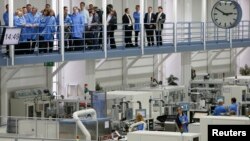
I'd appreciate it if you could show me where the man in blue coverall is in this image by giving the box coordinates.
[213,99,227,116]
[229,97,238,115]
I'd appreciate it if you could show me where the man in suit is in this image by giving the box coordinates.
[155,6,166,46]
[88,8,100,50]
[122,8,134,48]
[144,6,156,46]
[107,10,117,49]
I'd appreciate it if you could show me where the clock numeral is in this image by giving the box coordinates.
[219,2,222,6]
[219,22,222,25]
[215,19,218,21]
[234,13,237,15]
[230,22,232,25]
[233,7,236,9]
[230,2,233,6]
[224,23,227,27]
[233,18,236,21]
[214,13,218,15]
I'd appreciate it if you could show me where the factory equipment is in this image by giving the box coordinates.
[222,85,250,116]
[127,131,200,141]
[10,88,52,117]
[200,116,250,141]
[189,80,223,112]
[106,91,154,119]
[224,76,250,85]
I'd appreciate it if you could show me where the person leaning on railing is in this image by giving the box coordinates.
[26,7,40,54]
[144,6,156,46]
[71,6,85,51]
[155,6,166,46]
[107,9,117,49]
[88,8,101,50]
[56,6,72,51]
[39,8,57,53]
[14,9,29,55]
[133,5,140,47]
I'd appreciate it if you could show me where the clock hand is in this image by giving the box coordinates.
[215,7,227,15]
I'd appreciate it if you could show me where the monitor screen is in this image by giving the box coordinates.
[135,109,147,118]
[179,103,190,111]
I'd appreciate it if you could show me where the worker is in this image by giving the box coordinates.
[213,99,227,116]
[175,107,189,133]
[229,97,238,115]
[135,113,144,131]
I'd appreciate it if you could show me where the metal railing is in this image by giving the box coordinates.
[1,21,250,62]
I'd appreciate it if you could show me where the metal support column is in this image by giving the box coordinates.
[9,0,14,65]
[173,0,177,52]
[103,0,107,58]
[202,0,207,50]
[59,0,65,61]
[140,0,145,54]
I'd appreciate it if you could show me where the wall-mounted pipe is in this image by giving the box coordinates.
[137,101,142,109]
[73,109,97,141]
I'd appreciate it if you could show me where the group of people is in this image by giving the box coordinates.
[213,97,238,116]
[1,2,166,55]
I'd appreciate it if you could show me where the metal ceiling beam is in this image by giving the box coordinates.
[95,59,106,70]
[126,56,141,70]
[236,48,247,58]
[154,54,172,72]
[208,49,225,66]
[52,62,68,77]
[4,66,23,82]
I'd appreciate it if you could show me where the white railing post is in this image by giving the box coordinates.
[59,0,65,61]
[8,0,14,65]
[140,0,145,54]
[103,0,107,58]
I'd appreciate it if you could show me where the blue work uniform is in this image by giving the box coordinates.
[42,16,57,41]
[26,12,40,40]
[39,15,49,34]
[178,114,189,132]
[71,13,85,38]
[133,11,140,31]
[213,105,227,116]
[229,103,238,115]
[137,124,144,131]
[14,15,28,41]
[3,11,9,26]
[56,14,72,39]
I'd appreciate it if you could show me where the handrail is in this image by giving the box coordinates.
[72,109,97,141]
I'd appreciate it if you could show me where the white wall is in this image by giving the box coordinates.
[59,60,95,97]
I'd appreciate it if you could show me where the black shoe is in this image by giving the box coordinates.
[148,43,151,46]
[135,44,139,47]
[152,43,155,46]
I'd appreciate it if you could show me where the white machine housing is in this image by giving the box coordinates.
[127,131,200,141]
[224,76,250,85]
[200,116,250,141]
[222,85,248,106]
[106,91,157,118]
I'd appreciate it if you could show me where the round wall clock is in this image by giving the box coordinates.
[211,0,242,29]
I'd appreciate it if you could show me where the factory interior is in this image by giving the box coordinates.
[0,0,250,141]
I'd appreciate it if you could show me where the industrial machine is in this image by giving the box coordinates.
[10,88,52,117]
[200,116,250,141]
[127,131,200,141]
[222,85,250,116]
[106,91,155,120]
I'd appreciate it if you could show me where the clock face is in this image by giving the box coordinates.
[211,0,242,29]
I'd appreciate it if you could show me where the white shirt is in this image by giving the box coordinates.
[157,12,163,22]
[107,15,112,25]
[88,15,93,28]
[147,12,152,23]
[80,9,89,24]
[126,14,132,26]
